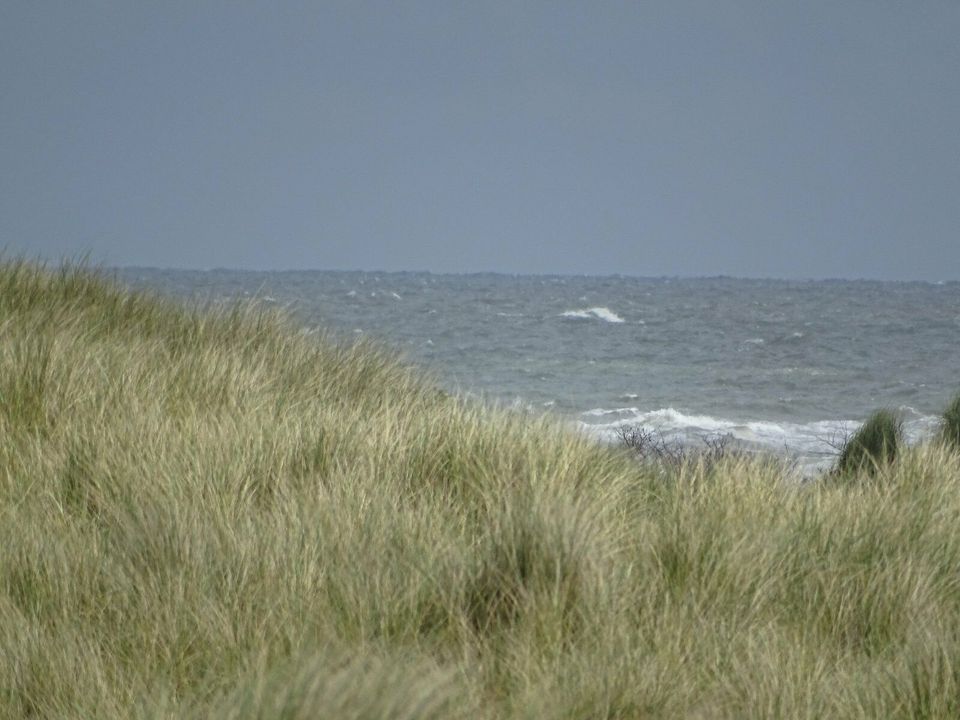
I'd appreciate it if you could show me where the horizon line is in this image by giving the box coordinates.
[108,264,959,285]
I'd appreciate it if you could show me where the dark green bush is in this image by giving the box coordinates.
[940,393,960,449]
[834,410,903,478]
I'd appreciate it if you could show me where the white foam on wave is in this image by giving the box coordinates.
[582,406,641,418]
[578,406,942,476]
[561,307,625,323]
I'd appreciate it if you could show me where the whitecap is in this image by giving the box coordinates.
[577,406,942,478]
[391,292,402,300]
[561,307,625,323]
[581,406,641,418]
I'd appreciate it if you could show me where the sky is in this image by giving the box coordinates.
[2,2,959,280]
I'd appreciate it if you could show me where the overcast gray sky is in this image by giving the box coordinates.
[2,2,958,279]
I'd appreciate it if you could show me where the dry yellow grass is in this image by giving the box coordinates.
[2,260,960,718]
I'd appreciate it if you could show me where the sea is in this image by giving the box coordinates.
[116,269,960,476]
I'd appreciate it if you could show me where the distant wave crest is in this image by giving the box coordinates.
[561,307,625,323]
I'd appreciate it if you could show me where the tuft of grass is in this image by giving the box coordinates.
[939,392,960,449]
[833,409,904,478]
[199,647,477,720]
[4,260,960,718]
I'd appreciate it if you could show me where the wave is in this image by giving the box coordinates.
[561,307,625,323]
[581,406,641,417]
[578,406,941,475]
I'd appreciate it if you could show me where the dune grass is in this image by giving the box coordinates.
[940,392,960,450]
[3,261,960,718]
[833,409,904,479]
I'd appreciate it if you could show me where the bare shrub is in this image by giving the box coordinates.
[615,425,735,469]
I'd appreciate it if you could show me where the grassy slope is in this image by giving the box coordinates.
[2,262,960,718]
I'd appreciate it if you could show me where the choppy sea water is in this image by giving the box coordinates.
[117,269,960,475]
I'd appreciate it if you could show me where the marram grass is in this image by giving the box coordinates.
[833,408,904,479]
[3,261,960,718]
[940,392,960,450]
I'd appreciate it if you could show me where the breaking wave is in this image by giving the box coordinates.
[578,406,941,476]
[561,307,625,323]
